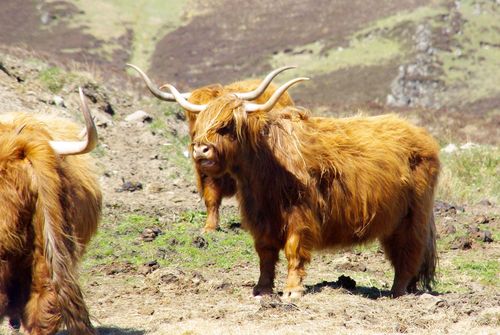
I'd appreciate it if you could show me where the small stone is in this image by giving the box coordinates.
[146,182,164,194]
[52,95,65,107]
[460,142,477,150]
[125,110,153,123]
[443,224,457,235]
[160,273,180,284]
[192,236,208,249]
[94,112,113,128]
[40,11,51,25]
[139,260,159,275]
[395,323,408,333]
[442,143,458,153]
[115,180,143,193]
[214,279,232,291]
[478,230,493,243]
[478,199,492,206]
[138,307,155,316]
[473,215,489,225]
[141,228,157,242]
[145,260,159,268]
[467,225,480,235]
[103,102,115,115]
[450,236,472,250]
[151,227,163,235]
[419,293,446,310]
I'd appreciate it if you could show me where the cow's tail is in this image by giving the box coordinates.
[418,212,438,291]
[28,141,96,335]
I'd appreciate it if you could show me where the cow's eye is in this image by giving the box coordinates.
[217,123,234,136]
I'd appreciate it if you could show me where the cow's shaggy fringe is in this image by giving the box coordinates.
[185,80,294,231]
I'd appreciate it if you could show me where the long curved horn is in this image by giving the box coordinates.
[244,77,309,113]
[49,87,98,155]
[234,66,296,100]
[161,84,207,113]
[126,63,191,101]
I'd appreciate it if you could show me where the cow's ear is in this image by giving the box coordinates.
[267,121,309,186]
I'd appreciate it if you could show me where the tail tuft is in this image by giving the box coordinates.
[418,213,438,291]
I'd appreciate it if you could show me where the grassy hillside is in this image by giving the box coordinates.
[66,0,189,69]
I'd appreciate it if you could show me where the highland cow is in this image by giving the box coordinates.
[161,77,440,298]
[127,64,294,232]
[0,88,101,334]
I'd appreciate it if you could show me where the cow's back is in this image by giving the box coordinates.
[0,113,101,254]
[279,113,440,247]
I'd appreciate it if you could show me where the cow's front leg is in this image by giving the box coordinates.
[253,241,279,297]
[283,232,309,299]
[283,213,316,300]
[0,260,11,315]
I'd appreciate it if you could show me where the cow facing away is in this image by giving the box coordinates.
[0,88,101,334]
[127,64,294,232]
[162,77,440,298]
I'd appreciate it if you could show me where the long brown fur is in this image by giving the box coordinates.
[0,113,101,334]
[184,79,294,231]
[191,95,440,298]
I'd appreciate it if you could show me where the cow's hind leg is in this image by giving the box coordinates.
[200,175,236,232]
[382,212,429,297]
[9,317,21,331]
[0,292,7,320]
[202,181,222,232]
[22,258,61,335]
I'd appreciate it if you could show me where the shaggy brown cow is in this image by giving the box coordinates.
[0,88,101,334]
[162,78,440,298]
[128,64,294,231]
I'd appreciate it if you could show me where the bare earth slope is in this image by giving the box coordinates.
[1,0,498,143]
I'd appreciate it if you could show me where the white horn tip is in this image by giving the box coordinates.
[125,63,140,72]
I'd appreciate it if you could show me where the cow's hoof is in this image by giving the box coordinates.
[283,287,304,300]
[201,225,217,233]
[253,285,273,297]
[9,318,21,330]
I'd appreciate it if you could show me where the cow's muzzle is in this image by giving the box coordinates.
[192,143,214,161]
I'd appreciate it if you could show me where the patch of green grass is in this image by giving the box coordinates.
[438,145,499,204]
[83,210,255,271]
[38,67,67,93]
[37,65,97,95]
[270,37,402,81]
[455,258,499,286]
[434,249,499,293]
[148,104,194,180]
[354,5,447,37]
[437,253,499,293]
[67,0,189,68]
[437,0,500,104]
[270,3,445,80]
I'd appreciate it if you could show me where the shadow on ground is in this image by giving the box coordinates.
[58,327,145,335]
[305,279,442,300]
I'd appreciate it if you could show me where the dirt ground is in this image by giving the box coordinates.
[1,48,499,335]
